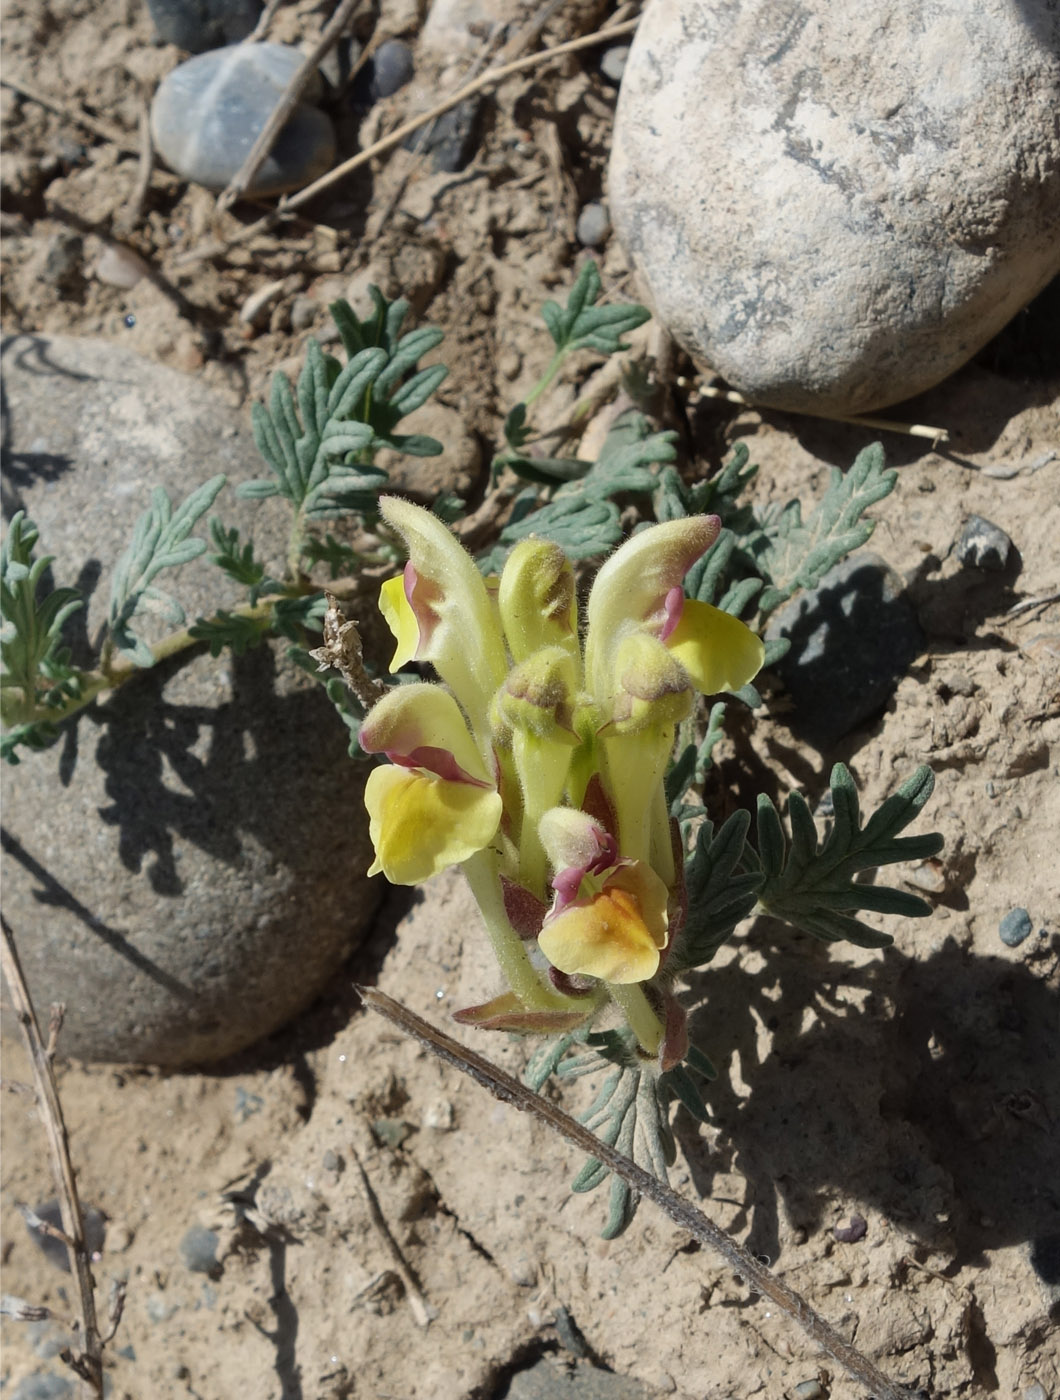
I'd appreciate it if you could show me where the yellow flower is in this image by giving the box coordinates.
[360,683,501,883]
[538,860,670,985]
[535,807,669,984]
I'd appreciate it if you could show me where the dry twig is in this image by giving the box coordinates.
[176,16,639,266]
[114,90,155,235]
[688,381,949,446]
[358,986,922,1400]
[217,0,363,211]
[0,916,105,1399]
[349,1144,435,1327]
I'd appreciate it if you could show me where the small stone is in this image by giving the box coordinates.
[405,97,482,173]
[372,1117,413,1148]
[421,1096,454,1130]
[508,1253,538,1287]
[240,278,286,326]
[180,1223,220,1274]
[289,294,318,331]
[906,859,946,894]
[599,45,630,84]
[610,0,1060,413]
[833,1213,868,1243]
[146,0,262,53]
[999,907,1034,947]
[792,1383,825,1400]
[371,39,414,99]
[322,1148,344,1172]
[39,231,83,290]
[26,1200,105,1271]
[764,552,924,746]
[955,514,1014,572]
[151,44,336,196]
[1024,1384,1048,1400]
[95,242,151,289]
[576,201,611,248]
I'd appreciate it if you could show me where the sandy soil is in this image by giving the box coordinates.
[2,0,1058,1397]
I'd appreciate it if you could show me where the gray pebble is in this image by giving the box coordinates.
[792,1384,825,1400]
[372,39,414,99]
[576,201,611,248]
[151,43,336,196]
[12,1377,73,1400]
[180,1223,220,1274]
[289,294,318,331]
[764,552,924,746]
[405,97,481,173]
[40,231,83,290]
[322,1148,343,1172]
[956,514,1014,572]
[600,45,630,84]
[26,1199,105,1272]
[1023,1384,1048,1400]
[999,907,1034,947]
[146,0,262,53]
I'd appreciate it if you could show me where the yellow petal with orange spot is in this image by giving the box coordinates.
[538,860,669,985]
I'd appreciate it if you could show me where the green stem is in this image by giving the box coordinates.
[522,349,567,411]
[609,982,664,1058]
[462,849,579,1013]
[20,597,286,732]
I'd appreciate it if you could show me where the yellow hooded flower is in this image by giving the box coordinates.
[360,683,502,883]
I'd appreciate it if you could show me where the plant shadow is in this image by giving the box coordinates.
[676,925,1060,1276]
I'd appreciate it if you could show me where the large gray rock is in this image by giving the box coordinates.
[610,0,1060,414]
[1,334,379,1065]
[151,44,336,196]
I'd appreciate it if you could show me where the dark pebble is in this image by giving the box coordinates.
[999,907,1033,947]
[404,97,482,173]
[27,1200,105,1272]
[372,39,414,99]
[764,552,924,747]
[146,0,262,53]
[956,514,1013,572]
[833,1212,868,1243]
[180,1223,220,1274]
[40,231,83,291]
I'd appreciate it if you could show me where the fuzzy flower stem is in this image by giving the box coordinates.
[609,982,664,1058]
[462,849,575,1013]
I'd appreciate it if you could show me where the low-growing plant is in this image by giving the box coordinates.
[1,262,941,1235]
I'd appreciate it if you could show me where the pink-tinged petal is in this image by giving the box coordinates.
[360,683,490,785]
[659,586,685,643]
[364,765,502,884]
[584,516,721,695]
[452,993,592,1033]
[379,496,507,727]
[666,599,765,695]
[538,860,670,985]
[389,745,492,788]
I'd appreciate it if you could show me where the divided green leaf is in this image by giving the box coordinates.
[751,762,943,947]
